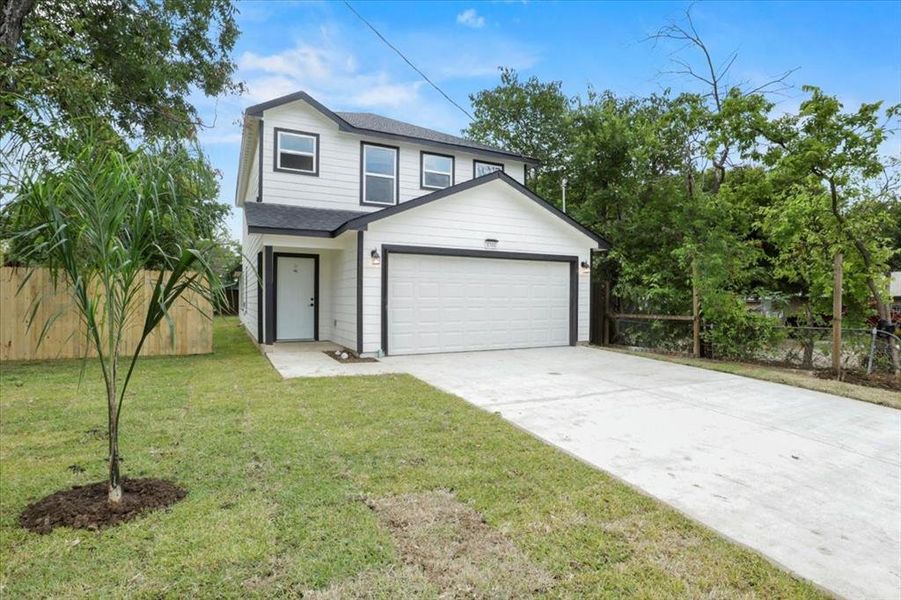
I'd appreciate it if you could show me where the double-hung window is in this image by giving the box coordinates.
[473,160,504,178]
[275,129,318,175]
[421,152,454,190]
[361,143,398,205]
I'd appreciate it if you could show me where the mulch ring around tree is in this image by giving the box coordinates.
[19,478,186,534]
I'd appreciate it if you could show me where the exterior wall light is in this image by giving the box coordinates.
[484,238,499,249]
[370,249,381,266]
[580,260,591,274]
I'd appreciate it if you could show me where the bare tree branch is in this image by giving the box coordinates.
[745,67,801,97]
[645,5,802,193]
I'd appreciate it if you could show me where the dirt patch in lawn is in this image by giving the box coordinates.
[318,490,553,597]
[816,369,901,392]
[322,350,378,364]
[19,478,186,534]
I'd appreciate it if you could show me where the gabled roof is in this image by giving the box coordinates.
[245,203,368,237]
[337,171,609,248]
[243,91,539,165]
[244,171,609,249]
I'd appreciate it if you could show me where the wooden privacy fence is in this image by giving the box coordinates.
[0,267,213,361]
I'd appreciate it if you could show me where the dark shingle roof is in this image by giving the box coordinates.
[242,91,538,165]
[245,203,368,235]
[335,112,506,155]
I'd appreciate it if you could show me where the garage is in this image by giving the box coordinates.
[383,247,577,355]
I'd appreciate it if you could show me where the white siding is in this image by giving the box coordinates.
[329,234,358,350]
[240,214,263,342]
[361,179,596,353]
[258,99,525,211]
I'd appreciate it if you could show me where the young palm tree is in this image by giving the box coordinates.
[9,136,220,504]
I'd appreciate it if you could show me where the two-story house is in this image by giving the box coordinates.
[235,91,608,356]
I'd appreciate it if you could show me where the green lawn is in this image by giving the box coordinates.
[0,318,824,598]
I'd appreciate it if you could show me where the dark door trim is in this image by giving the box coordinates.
[356,231,364,354]
[264,246,274,344]
[256,251,263,344]
[273,252,320,342]
[380,244,579,355]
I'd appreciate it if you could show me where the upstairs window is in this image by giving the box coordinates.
[362,143,399,205]
[421,152,454,190]
[473,160,504,178]
[275,129,318,175]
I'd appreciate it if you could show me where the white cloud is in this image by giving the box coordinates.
[237,39,428,112]
[456,8,486,29]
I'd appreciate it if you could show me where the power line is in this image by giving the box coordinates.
[342,1,474,121]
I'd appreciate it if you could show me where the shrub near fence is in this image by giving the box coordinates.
[0,267,212,361]
[610,316,900,377]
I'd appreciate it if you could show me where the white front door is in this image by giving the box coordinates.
[387,253,571,355]
[276,255,316,341]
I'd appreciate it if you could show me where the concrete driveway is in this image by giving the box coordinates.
[270,345,901,599]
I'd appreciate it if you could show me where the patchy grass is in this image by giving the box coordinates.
[603,346,901,410]
[361,490,554,597]
[0,318,825,598]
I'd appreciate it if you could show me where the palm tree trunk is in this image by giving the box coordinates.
[107,374,122,504]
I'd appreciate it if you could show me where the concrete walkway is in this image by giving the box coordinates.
[268,344,901,599]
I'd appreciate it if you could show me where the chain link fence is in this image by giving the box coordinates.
[611,318,695,355]
[751,326,899,375]
[610,318,901,379]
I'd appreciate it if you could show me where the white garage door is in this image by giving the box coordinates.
[387,253,571,355]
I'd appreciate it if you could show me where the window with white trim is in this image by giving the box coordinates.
[421,152,453,190]
[473,160,504,178]
[276,130,318,174]
[362,144,398,205]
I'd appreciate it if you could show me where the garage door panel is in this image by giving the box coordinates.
[387,253,571,355]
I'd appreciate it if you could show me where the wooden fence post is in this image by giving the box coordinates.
[832,252,843,377]
[692,259,701,358]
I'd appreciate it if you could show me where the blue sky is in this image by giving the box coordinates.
[199,1,901,239]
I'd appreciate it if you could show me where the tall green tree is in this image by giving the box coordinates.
[1,0,241,144]
[465,68,573,202]
[761,87,900,373]
[1,0,238,279]
[9,134,222,504]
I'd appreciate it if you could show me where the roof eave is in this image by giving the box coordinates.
[234,116,261,207]
[247,225,333,238]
